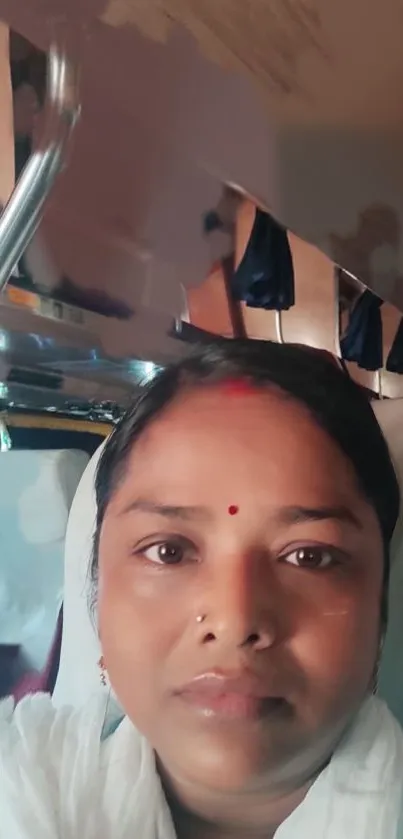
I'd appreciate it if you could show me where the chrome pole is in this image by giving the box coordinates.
[275,309,284,344]
[334,267,342,357]
[0,44,80,290]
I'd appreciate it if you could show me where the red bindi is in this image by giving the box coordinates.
[228,505,239,516]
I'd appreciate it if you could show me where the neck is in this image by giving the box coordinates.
[162,770,313,839]
[173,811,275,839]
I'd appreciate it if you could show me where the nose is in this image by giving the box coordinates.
[197,550,281,652]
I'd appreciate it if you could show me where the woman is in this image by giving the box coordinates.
[1,339,403,838]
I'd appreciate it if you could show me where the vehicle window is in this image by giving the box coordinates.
[0,415,109,699]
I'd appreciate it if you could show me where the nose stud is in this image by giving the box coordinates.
[196,614,206,624]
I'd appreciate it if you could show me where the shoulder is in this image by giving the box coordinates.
[0,691,109,762]
[0,693,110,837]
[0,694,165,838]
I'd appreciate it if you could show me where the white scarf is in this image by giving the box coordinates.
[0,693,402,838]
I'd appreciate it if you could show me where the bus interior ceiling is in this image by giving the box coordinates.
[0,3,397,404]
[0,1,400,407]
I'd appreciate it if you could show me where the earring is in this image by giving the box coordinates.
[98,655,107,687]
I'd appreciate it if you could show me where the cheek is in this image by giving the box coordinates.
[97,564,179,718]
[291,579,381,713]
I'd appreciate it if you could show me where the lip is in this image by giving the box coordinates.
[174,671,286,721]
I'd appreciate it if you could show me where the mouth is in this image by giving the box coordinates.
[174,672,288,721]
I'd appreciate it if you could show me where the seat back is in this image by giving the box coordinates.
[0,449,88,672]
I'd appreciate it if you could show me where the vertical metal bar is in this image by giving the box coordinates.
[275,309,284,344]
[377,368,383,400]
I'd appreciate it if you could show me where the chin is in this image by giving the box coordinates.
[166,727,294,795]
[182,752,267,794]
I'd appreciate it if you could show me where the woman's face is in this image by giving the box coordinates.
[98,386,383,796]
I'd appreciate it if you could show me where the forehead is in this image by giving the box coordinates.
[113,387,362,511]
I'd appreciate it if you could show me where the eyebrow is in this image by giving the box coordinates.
[120,498,211,521]
[120,500,361,529]
[276,505,362,530]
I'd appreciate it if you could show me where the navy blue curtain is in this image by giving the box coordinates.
[231,209,295,311]
[340,290,383,371]
[386,318,403,374]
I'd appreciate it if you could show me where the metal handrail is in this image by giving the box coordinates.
[0,44,80,291]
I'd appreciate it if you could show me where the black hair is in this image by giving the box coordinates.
[92,339,400,623]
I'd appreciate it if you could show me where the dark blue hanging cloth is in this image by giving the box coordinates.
[231,208,295,310]
[340,289,383,371]
[386,318,403,374]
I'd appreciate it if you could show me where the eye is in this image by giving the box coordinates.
[138,537,196,566]
[281,546,336,570]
